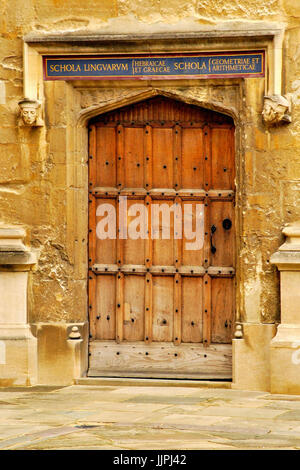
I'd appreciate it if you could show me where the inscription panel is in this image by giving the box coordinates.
[44,51,265,80]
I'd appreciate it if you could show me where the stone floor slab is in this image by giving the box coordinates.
[0,384,300,449]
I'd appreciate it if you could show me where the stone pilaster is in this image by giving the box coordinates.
[0,226,38,386]
[270,222,300,394]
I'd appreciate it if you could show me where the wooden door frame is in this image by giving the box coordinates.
[85,88,241,379]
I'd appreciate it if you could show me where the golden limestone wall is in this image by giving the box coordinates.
[0,0,299,388]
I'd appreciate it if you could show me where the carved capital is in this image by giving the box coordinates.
[270,221,300,271]
[0,225,38,270]
[18,98,44,127]
[262,94,292,127]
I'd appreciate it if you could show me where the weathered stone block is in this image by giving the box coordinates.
[36,322,88,385]
[232,323,277,392]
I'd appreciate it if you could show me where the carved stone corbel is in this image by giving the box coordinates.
[18,98,44,127]
[262,94,292,126]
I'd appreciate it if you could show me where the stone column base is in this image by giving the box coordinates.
[270,324,300,394]
[270,221,300,394]
[0,225,39,387]
[232,323,277,392]
[0,324,37,386]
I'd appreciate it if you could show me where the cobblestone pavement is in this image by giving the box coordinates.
[1,383,300,450]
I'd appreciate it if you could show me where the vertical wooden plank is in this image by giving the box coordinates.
[174,273,182,345]
[124,275,145,341]
[203,196,211,269]
[203,124,212,347]
[182,277,203,343]
[174,196,182,270]
[174,186,182,346]
[181,127,204,189]
[173,124,181,190]
[144,122,153,344]
[203,273,211,347]
[152,128,173,188]
[145,195,152,269]
[152,200,174,266]
[96,126,116,187]
[174,123,182,308]
[145,124,152,190]
[124,127,144,188]
[96,198,117,264]
[116,272,124,343]
[116,124,125,343]
[182,200,204,267]
[95,275,116,340]
[203,125,212,193]
[116,193,124,266]
[88,124,97,339]
[152,276,174,342]
[211,277,234,343]
[211,127,235,190]
[117,124,124,189]
[145,272,153,344]
[203,124,212,269]
[124,198,145,264]
[210,200,234,267]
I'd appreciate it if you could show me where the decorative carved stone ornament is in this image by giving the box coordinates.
[234,323,243,339]
[68,326,82,340]
[18,98,44,127]
[262,94,292,126]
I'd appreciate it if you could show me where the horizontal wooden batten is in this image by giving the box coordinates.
[92,264,235,276]
[92,188,234,200]
[88,341,232,379]
[208,266,235,276]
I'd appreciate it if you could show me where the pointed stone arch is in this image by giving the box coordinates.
[77,87,238,128]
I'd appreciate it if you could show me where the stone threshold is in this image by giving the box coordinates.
[75,377,232,389]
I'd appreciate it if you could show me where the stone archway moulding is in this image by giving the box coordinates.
[77,86,239,127]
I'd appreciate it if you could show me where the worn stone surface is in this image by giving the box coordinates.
[1,384,300,449]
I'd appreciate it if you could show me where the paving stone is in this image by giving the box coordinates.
[0,384,300,449]
[275,410,300,421]
[124,395,209,405]
[143,414,230,426]
[110,386,202,396]
[197,406,286,419]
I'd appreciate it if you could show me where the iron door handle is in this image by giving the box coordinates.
[211,224,217,254]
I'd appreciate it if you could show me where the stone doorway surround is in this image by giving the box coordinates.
[1,21,296,392]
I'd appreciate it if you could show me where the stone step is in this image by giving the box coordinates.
[75,377,232,389]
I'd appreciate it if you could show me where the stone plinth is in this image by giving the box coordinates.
[270,222,300,394]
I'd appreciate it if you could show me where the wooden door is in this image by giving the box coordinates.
[88,96,235,379]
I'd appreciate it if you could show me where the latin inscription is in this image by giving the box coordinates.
[44,52,265,80]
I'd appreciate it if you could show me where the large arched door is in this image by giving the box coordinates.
[88,96,235,379]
